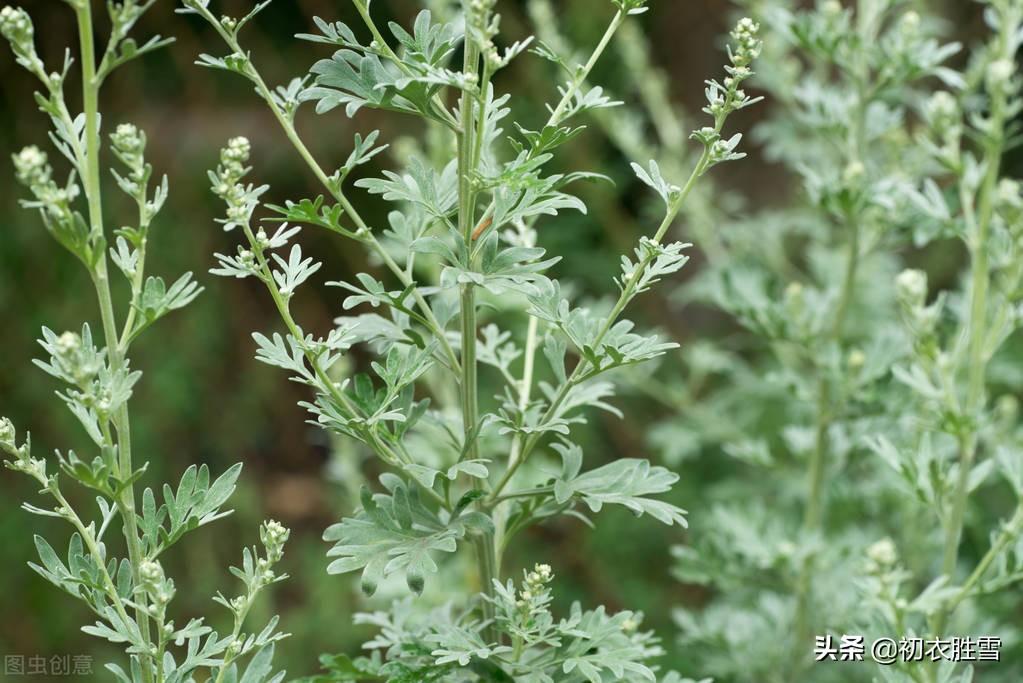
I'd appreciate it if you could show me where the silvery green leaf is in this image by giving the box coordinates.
[554,458,687,527]
[355,157,458,218]
[252,332,311,380]
[271,244,322,296]
[996,447,1023,496]
[323,482,465,595]
[630,160,679,206]
[131,272,203,336]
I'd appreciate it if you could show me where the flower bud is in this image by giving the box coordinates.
[986,58,1015,94]
[0,416,15,451]
[996,394,1018,423]
[0,6,34,55]
[899,10,920,36]
[866,537,898,573]
[729,17,762,67]
[140,560,162,582]
[111,123,145,157]
[138,560,172,605]
[55,331,81,357]
[926,90,957,119]
[895,269,927,309]
[221,136,251,173]
[260,519,290,564]
[843,160,865,184]
[13,145,50,189]
[998,178,1023,215]
[822,0,842,16]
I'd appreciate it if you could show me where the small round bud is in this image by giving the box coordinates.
[843,160,865,184]
[847,349,865,370]
[260,519,290,564]
[0,6,34,52]
[55,331,81,356]
[996,394,1019,423]
[822,0,842,16]
[895,269,927,308]
[867,538,897,567]
[899,10,920,33]
[986,59,1015,93]
[0,416,16,449]
[111,123,145,156]
[998,178,1023,215]
[139,560,162,582]
[221,136,251,167]
[926,91,958,130]
[13,145,50,188]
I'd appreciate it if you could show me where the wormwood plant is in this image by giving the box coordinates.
[179,0,759,679]
[0,3,290,682]
[659,1,1023,682]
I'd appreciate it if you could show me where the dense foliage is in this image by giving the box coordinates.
[180,0,758,679]
[3,1,1023,683]
[1,2,288,681]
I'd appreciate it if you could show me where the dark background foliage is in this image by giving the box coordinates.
[0,0,1000,679]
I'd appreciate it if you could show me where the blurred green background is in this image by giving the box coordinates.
[0,0,997,679]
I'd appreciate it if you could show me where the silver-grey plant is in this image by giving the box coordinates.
[180,0,760,679]
[0,2,289,682]
[657,1,1023,682]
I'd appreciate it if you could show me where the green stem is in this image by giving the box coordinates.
[946,504,1023,615]
[351,0,459,130]
[548,10,625,125]
[74,4,153,679]
[830,220,860,340]
[213,589,258,683]
[489,143,712,502]
[933,52,1008,633]
[51,486,139,637]
[240,225,450,511]
[792,218,860,667]
[194,8,460,374]
[455,10,498,640]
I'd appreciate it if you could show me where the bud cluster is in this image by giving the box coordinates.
[922,91,963,168]
[697,18,762,164]
[468,0,501,71]
[895,268,944,351]
[516,563,554,612]
[0,416,44,481]
[895,269,927,310]
[13,145,49,188]
[0,6,34,59]
[13,146,81,225]
[139,559,175,607]
[51,331,103,387]
[997,178,1023,229]
[0,416,17,455]
[111,124,146,173]
[260,519,290,566]
[730,17,762,70]
[212,137,265,233]
[867,537,897,568]
[986,58,1016,97]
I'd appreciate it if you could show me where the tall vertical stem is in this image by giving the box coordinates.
[793,217,860,664]
[934,86,1004,634]
[457,3,498,639]
[74,3,152,679]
